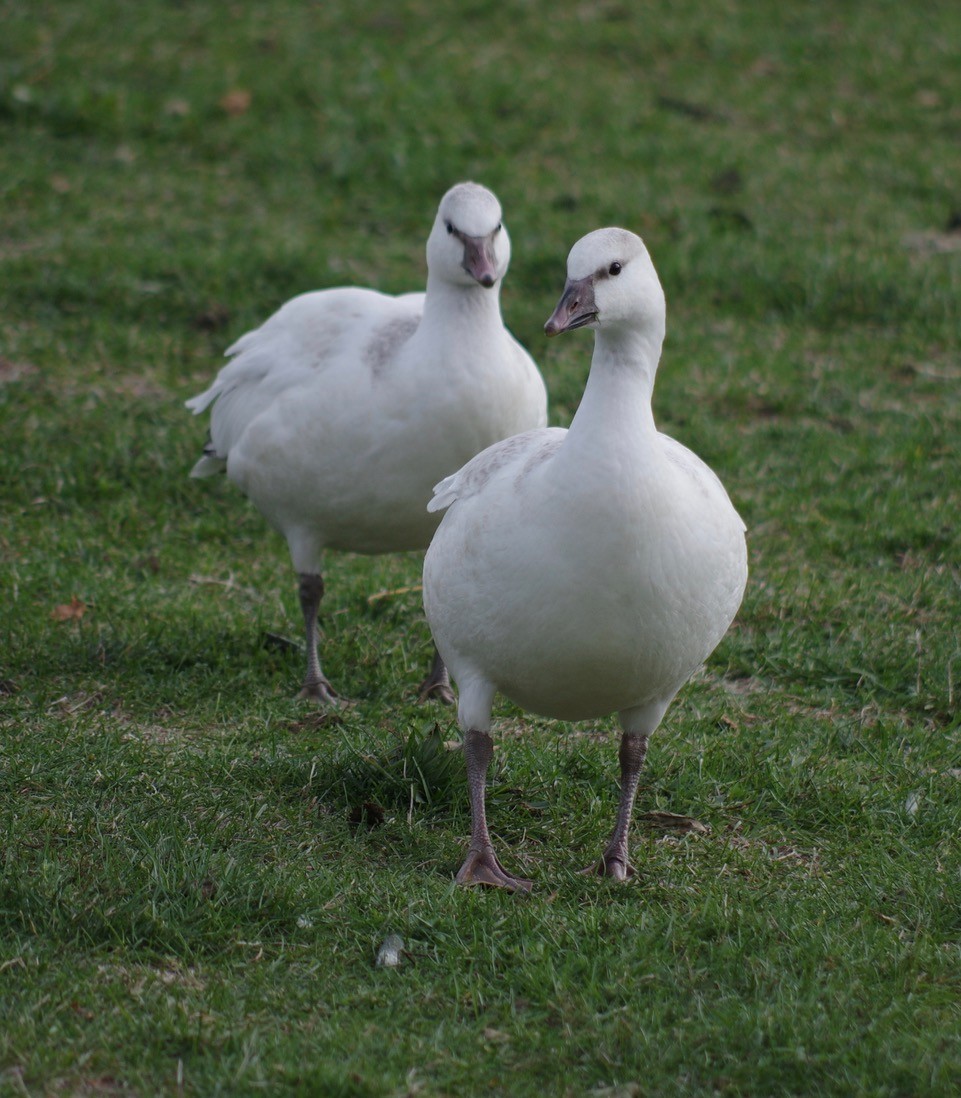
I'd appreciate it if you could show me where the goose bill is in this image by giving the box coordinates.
[544,276,597,336]
[461,234,498,288]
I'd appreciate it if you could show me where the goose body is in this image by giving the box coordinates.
[188,183,547,702]
[423,227,747,890]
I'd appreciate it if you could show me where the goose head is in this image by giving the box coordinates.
[426,182,510,290]
[544,228,665,343]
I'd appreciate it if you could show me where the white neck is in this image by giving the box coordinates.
[420,274,504,334]
[563,325,663,452]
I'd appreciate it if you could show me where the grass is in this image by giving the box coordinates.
[2,0,961,1093]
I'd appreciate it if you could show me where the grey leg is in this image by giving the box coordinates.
[588,731,650,880]
[296,572,341,705]
[456,728,532,892]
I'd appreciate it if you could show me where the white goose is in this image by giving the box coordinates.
[423,227,748,891]
[187,183,547,704]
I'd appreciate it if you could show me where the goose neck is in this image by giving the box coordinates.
[566,327,662,441]
[422,275,504,331]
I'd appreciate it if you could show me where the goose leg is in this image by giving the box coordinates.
[456,728,532,893]
[418,646,455,705]
[587,731,650,880]
[296,572,341,705]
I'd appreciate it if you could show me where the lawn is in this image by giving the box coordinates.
[2,1,960,1094]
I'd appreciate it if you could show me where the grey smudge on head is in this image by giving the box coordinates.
[365,315,421,376]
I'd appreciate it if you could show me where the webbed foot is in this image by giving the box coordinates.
[297,677,344,707]
[418,649,455,705]
[418,678,455,705]
[580,853,635,881]
[456,849,532,893]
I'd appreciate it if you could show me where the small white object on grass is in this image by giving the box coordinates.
[375,934,405,967]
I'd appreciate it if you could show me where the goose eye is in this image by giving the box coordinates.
[609,262,622,276]
[495,222,502,233]
[445,221,454,235]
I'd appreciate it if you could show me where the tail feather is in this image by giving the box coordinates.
[185,387,219,415]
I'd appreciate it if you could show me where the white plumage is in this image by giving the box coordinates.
[187,182,547,703]
[423,227,748,891]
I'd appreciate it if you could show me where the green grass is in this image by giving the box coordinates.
[2,0,961,1094]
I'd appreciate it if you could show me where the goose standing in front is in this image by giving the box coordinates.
[187,183,547,704]
[423,227,748,891]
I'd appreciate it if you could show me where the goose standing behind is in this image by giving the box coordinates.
[187,183,547,704]
[423,227,748,891]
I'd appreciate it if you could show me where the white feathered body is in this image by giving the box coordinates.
[424,359,747,723]
[188,284,546,571]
